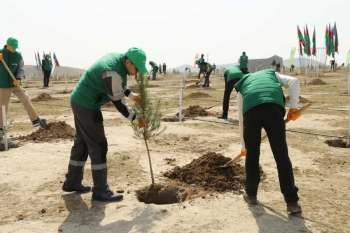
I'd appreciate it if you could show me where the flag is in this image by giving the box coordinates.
[37,52,41,67]
[325,25,330,56]
[290,47,296,66]
[333,22,339,53]
[297,25,304,55]
[312,26,316,55]
[329,23,334,56]
[194,53,199,67]
[346,50,350,66]
[305,25,311,56]
[34,52,38,68]
[53,52,60,66]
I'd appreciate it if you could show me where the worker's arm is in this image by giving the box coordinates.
[102,70,139,122]
[236,92,246,153]
[275,72,300,108]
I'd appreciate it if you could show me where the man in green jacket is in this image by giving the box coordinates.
[42,54,53,88]
[238,52,248,72]
[217,65,248,119]
[235,69,302,213]
[62,47,148,202]
[149,61,158,80]
[0,37,40,130]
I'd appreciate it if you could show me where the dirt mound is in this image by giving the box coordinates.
[19,121,75,142]
[179,105,210,117]
[308,78,328,85]
[164,152,247,192]
[162,116,183,122]
[135,183,188,204]
[31,93,60,102]
[285,95,310,103]
[55,90,72,94]
[186,92,211,98]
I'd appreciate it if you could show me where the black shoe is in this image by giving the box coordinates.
[217,114,228,119]
[287,202,302,213]
[32,118,40,127]
[243,191,258,205]
[62,182,91,193]
[92,189,123,202]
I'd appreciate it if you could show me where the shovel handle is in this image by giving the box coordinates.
[224,103,312,166]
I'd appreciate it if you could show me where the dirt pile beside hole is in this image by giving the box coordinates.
[178,105,210,117]
[55,90,72,94]
[162,116,183,122]
[19,121,75,142]
[135,183,188,204]
[308,78,328,85]
[186,92,211,98]
[31,93,60,102]
[285,95,310,103]
[164,152,250,192]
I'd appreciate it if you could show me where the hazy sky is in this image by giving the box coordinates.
[2,0,349,70]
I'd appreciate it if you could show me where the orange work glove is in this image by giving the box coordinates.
[287,108,301,121]
[13,79,21,87]
[133,117,146,128]
[241,150,247,156]
[132,95,141,104]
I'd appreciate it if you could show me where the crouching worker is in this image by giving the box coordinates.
[62,47,148,202]
[195,60,213,88]
[234,69,302,213]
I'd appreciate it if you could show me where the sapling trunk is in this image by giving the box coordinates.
[131,73,165,187]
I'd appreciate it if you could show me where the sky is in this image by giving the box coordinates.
[2,0,349,70]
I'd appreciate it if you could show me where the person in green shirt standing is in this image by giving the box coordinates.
[42,54,53,88]
[271,59,276,69]
[234,69,302,213]
[149,61,158,80]
[62,47,148,202]
[238,51,248,72]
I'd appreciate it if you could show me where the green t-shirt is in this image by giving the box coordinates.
[234,69,285,114]
[239,55,248,69]
[224,65,244,82]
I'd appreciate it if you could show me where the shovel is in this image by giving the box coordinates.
[205,95,236,110]
[217,102,311,168]
[0,54,47,128]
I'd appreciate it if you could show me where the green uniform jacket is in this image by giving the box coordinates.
[42,58,53,71]
[271,59,276,66]
[149,61,158,68]
[199,62,213,72]
[234,69,284,115]
[0,46,22,88]
[71,53,128,110]
[224,65,244,82]
[239,55,248,68]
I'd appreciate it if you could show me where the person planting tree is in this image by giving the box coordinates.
[62,47,147,202]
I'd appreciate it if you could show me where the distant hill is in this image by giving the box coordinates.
[24,65,86,78]
[169,62,239,73]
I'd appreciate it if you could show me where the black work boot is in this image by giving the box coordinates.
[62,182,91,193]
[92,189,123,202]
[217,114,228,119]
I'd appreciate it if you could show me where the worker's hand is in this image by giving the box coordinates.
[133,117,146,128]
[13,79,21,87]
[207,68,210,72]
[0,53,3,60]
[287,108,301,121]
[132,95,141,104]
[241,150,247,156]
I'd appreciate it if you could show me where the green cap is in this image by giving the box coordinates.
[7,37,19,49]
[45,54,50,57]
[126,47,148,73]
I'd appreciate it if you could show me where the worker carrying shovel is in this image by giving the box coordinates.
[0,37,41,131]
[234,69,302,213]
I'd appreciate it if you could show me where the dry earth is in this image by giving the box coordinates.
[1,68,350,233]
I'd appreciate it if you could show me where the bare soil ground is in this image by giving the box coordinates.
[1,69,350,232]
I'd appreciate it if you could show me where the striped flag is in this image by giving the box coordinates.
[37,52,41,67]
[312,26,316,56]
[53,52,60,66]
[297,25,304,55]
[333,22,339,53]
